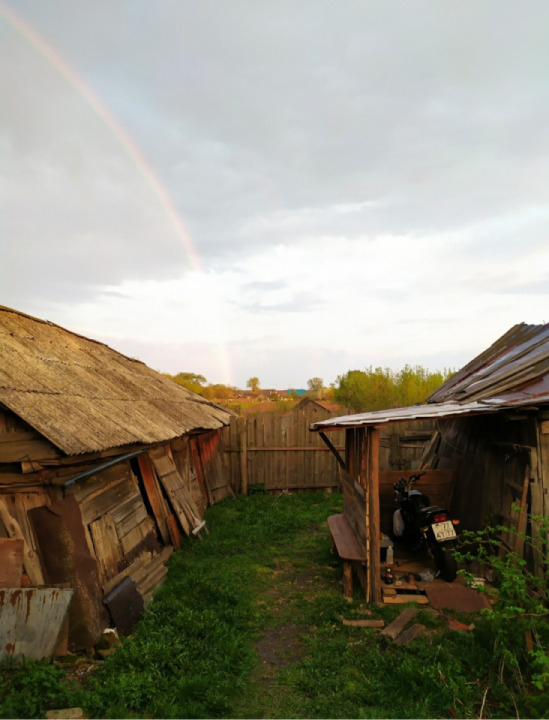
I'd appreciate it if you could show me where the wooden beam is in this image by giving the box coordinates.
[514,464,530,558]
[225,446,345,452]
[368,428,382,604]
[318,432,345,469]
[359,430,370,602]
[239,419,248,495]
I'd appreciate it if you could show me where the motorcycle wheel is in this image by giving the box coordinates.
[435,546,458,582]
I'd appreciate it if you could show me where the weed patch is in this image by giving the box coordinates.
[1,492,547,718]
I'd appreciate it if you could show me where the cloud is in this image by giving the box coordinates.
[2,1,549,388]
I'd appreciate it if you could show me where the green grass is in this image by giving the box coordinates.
[1,491,548,718]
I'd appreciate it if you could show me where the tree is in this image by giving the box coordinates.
[306,377,324,399]
[334,365,454,413]
[246,377,260,393]
[202,384,237,400]
[171,372,207,396]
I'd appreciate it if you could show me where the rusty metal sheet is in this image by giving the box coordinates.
[0,587,73,660]
[428,323,549,404]
[425,583,491,612]
[28,495,109,650]
[103,576,144,636]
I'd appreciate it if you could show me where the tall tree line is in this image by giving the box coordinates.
[333,365,454,412]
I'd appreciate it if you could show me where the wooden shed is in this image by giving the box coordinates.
[312,323,549,603]
[0,306,232,657]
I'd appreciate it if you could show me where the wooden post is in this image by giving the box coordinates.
[240,418,248,495]
[368,427,381,603]
[343,561,353,599]
[514,464,530,558]
[360,429,371,602]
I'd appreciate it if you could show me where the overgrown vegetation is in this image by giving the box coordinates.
[165,365,454,414]
[1,493,547,718]
[455,511,549,703]
[334,365,454,412]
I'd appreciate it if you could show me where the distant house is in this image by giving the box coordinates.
[0,306,232,657]
[294,397,349,415]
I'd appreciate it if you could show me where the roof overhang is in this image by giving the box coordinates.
[310,398,542,432]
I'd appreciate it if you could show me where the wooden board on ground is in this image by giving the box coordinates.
[340,618,385,628]
[383,594,428,604]
[393,622,423,646]
[380,607,418,640]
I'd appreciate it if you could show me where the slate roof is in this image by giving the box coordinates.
[0,306,231,455]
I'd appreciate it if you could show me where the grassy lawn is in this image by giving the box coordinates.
[1,490,547,718]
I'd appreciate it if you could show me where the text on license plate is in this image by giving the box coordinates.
[432,520,456,541]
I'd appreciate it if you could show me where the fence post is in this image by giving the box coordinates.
[239,417,248,495]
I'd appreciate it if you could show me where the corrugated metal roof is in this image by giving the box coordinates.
[427,322,549,405]
[312,323,549,431]
[0,306,231,455]
[311,400,501,431]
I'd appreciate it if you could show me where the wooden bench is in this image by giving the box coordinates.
[328,514,366,599]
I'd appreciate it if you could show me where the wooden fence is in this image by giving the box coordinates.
[222,406,346,492]
[221,407,436,493]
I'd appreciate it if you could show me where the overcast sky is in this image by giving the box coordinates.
[1,1,548,389]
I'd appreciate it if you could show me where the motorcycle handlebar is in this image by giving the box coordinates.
[393,471,426,493]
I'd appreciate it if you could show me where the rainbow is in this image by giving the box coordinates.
[1,2,236,384]
[0,1,203,272]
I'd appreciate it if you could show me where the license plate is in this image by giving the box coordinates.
[432,520,456,541]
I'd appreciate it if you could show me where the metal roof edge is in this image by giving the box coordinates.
[309,400,503,431]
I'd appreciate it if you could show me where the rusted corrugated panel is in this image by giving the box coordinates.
[428,323,549,404]
[0,587,73,660]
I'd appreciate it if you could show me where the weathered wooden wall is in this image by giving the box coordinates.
[432,410,548,574]
[379,420,437,471]
[433,414,538,528]
[0,403,233,651]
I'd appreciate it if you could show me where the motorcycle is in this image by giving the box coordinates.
[392,472,459,581]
